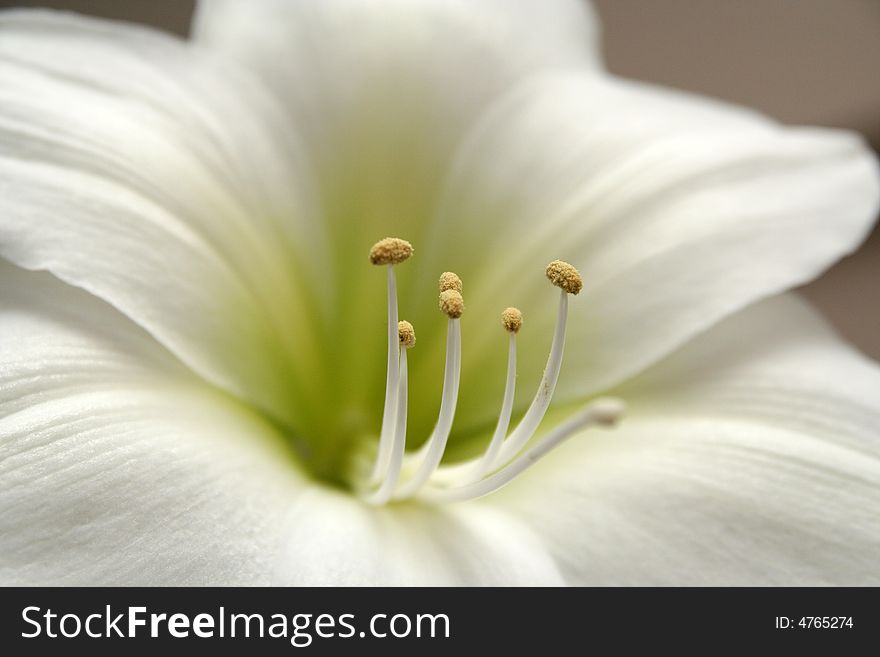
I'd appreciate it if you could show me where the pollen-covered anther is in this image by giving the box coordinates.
[369,237,413,265]
[398,320,416,349]
[545,260,583,295]
[501,307,523,333]
[439,289,464,318]
[438,271,463,293]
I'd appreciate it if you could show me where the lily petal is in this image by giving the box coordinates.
[195,0,601,65]
[0,10,324,430]
[495,294,880,585]
[430,73,880,430]
[272,487,563,585]
[193,0,600,234]
[194,0,602,141]
[0,262,309,585]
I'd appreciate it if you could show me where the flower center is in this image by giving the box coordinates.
[348,237,625,505]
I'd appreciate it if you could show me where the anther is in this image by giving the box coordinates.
[369,237,413,265]
[439,289,464,318]
[398,320,416,349]
[439,271,463,293]
[545,260,583,295]
[501,307,523,333]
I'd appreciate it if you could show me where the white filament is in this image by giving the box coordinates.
[364,347,409,505]
[394,318,461,498]
[493,290,568,468]
[469,330,517,481]
[369,266,399,484]
[420,398,624,504]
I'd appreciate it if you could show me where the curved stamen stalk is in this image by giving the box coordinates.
[364,321,415,505]
[420,397,625,504]
[394,287,462,498]
[492,288,569,468]
[369,266,399,484]
[368,238,413,484]
[470,307,521,481]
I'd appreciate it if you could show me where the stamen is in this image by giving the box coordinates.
[368,238,412,485]
[369,237,414,265]
[398,319,416,348]
[361,248,619,507]
[364,321,416,505]
[394,279,465,499]
[545,259,583,295]
[439,271,463,293]
[421,397,625,503]
[501,306,523,334]
[469,308,522,481]
[491,260,582,468]
[439,289,464,319]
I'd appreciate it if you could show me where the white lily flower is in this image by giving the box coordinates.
[1,1,879,585]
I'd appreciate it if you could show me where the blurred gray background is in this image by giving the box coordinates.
[2,0,878,357]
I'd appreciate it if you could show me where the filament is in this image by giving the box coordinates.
[493,289,568,468]
[394,317,461,498]
[470,330,517,481]
[421,398,624,503]
[364,346,410,505]
[369,265,400,484]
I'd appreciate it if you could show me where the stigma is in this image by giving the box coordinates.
[360,238,624,505]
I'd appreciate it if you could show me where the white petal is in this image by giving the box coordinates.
[0,263,559,585]
[272,487,562,586]
[0,10,323,430]
[494,294,880,585]
[430,74,880,428]
[193,0,600,216]
[0,262,310,585]
[194,0,601,120]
